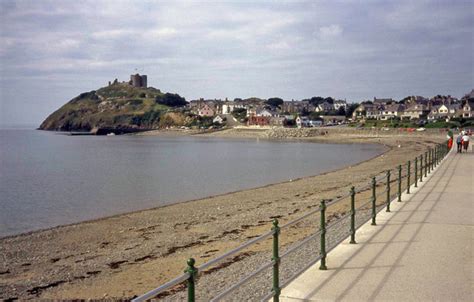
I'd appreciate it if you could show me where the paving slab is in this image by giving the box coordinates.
[279,150,473,302]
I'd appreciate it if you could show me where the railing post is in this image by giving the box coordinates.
[398,164,402,202]
[438,145,441,162]
[272,219,280,301]
[424,151,428,178]
[386,170,391,212]
[407,160,411,194]
[429,149,432,172]
[185,258,197,302]
[438,145,440,163]
[319,200,327,270]
[425,148,431,172]
[350,186,356,244]
[371,177,377,225]
[432,148,435,170]
[420,154,423,182]
[427,150,430,175]
[414,157,418,188]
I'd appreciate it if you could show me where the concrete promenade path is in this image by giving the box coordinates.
[280,150,473,301]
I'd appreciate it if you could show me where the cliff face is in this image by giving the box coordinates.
[39,83,169,132]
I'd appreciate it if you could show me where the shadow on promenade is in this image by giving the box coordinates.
[300,154,461,301]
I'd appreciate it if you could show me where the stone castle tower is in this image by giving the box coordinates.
[130,74,147,88]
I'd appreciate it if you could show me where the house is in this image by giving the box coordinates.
[219,101,249,115]
[281,101,315,114]
[380,104,404,120]
[373,98,394,106]
[220,101,236,114]
[353,103,373,120]
[309,120,323,127]
[296,116,310,128]
[213,115,225,124]
[461,100,474,118]
[320,115,346,125]
[246,106,257,117]
[315,101,334,113]
[401,104,429,120]
[367,104,383,119]
[256,108,277,117]
[269,116,285,126]
[198,104,215,117]
[429,103,461,120]
[333,100,347,111]
[248,115,270,126]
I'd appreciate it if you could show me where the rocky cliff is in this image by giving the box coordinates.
[39,83,172,133]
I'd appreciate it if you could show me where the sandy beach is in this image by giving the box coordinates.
[0,127,446,300]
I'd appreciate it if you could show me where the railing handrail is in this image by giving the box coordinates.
[133,141,449,302]
[132,272,190,302]
[197,229,275,272]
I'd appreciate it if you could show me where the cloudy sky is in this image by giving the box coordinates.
[0,0,473,126]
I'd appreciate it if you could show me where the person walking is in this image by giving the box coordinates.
[456,133,463,153]
[462,132,470,152]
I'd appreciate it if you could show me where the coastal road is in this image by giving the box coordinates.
[279,149,473,301]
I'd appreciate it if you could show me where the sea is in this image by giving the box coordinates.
[0,128,385,238]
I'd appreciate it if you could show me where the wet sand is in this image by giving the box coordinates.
[0,128,445,300]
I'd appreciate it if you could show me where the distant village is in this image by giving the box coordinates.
[186,90,474,128]
[113,74,474,129]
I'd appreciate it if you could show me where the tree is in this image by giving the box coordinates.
[399,96,411,104]
[156,93,188,107]
[231,108,247,121]
[301,107,310,116]
[305,96,325,106]
[336,106,346,116]
[265,97,284,108]
[345,103,359,118]
[324,97,335,104]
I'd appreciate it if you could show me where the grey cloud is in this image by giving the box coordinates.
[1,0,473,125]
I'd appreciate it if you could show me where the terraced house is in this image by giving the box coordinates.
[401,104,430,120]
[461,100,474,118]
[427,103,461,121]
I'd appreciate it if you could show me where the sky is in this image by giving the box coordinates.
[0,0,473,126]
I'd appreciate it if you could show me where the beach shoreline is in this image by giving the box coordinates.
[0,128,446,300]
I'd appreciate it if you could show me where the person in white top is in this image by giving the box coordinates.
[462,133,470,152]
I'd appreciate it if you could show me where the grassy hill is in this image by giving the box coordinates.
[39,83,172,132]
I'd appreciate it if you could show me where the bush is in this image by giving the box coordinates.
[158,114,176,128]
[265,97,283,108]
[132,110,162,126]
[231,108,247,120]
[156,93,187,107]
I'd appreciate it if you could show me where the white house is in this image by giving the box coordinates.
[256,108,277,117]
[380,104,404,120]
[333,100,347,111]
[461,101,474,118]
[315,101,334,113]
[428,103,461,120]
[213,115,224,124]
[296,116,310,128]
[220,101,248,115]
[401,104,429,120]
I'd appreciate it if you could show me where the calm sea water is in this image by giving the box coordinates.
[0,129,384,237]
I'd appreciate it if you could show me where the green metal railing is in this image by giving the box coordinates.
[132,141,450,302]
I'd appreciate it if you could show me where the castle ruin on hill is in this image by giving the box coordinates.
[108,73,148,88]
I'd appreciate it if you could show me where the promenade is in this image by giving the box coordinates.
[280,149,473,301]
